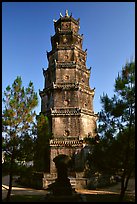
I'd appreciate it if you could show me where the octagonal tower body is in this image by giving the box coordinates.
[39,11,98,174]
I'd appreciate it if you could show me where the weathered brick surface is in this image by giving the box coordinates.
[80,114,97,138]
[56,68,76,83]
[54,90,79,107]
[52,116,80,137]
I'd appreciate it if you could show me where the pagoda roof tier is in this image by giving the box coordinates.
[56,61,77,68]
[39,82,95,95]
[50,138,83,147]
[50,107,97,117]
[48,44,86,56]
[54,15,79,27]
[45,62,91,74]
[51,31,82,39]
[51,107,81,116]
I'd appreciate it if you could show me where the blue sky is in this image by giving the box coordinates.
[2,2,135,115]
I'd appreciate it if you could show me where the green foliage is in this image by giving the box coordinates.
[2,76,38,201]
[99,61,135,135]
[92,61,135,200]
[2,76,38,170]
[33,113,51,172]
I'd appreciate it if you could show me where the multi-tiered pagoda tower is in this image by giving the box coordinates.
[39,10,98,188]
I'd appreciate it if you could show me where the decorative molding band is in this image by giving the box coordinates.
[39,83,95,100]
[39,109,98,118]
[57,61,76,68]
[53,82,79,90]
[56,61,90,74]
[51,107,81,116]
[56,44,75,50]
[50,107,97,117]
[76,65,90,74]
[50,139,83,147]
[79,84,95,95]
[81,108,98,117]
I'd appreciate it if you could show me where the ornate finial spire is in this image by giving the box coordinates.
[60,12,63,17]
[65,9,69,17]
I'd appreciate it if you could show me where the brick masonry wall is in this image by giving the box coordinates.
[52,116,80,137]
[54,90,78,107]
[56,68,76,83]
[80,114,97,138]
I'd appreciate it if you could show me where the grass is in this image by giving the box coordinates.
[2,193,135,202]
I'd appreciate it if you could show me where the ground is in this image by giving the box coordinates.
[2,175,135,202]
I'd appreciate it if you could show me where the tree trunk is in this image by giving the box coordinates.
[119,167,134,202]
[6,173,13,201]
[6,151,14,202]
[119,179,126,202]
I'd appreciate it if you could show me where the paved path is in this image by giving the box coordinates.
[76,178,135,195]
[2,175,135,200]
[98,178,135,195]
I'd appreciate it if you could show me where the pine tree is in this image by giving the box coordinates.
[92,61,135,200]
[2,76,38,201]
[34,113,50,172]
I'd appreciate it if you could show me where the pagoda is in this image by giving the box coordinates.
[39,10,98,188]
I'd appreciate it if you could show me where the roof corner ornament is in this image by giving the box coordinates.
[53,19,57,23]
[46,50,49,60]
[88,66,92,72]
[65,9,69,17]
[77,18,80,23]
[42,68,46,76]
[60,12,63,17]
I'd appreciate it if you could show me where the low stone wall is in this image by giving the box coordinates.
[75,178,89,189]
[19,171,43,189]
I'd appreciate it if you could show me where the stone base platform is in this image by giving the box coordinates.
[43,173,89,189]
